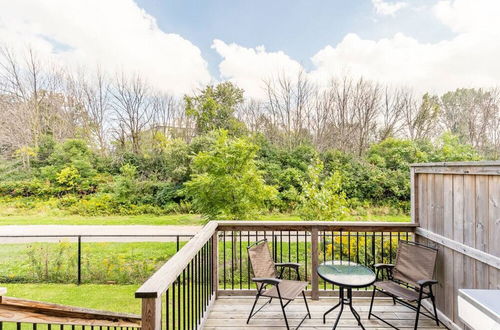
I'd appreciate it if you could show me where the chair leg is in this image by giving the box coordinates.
[302,291,311,319]
[247,293,260,324]
[414,291,423,330]
[368,287,376,319]
[429,287,440,326]
[277,287,290,330]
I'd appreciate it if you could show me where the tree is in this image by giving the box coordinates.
[440,88,499,154]
[402,93,440,141]
[111,73,153,154]
[297,159,347,221]
[183,130,276,220]
[185,82,245,135]
[40,139,98,194]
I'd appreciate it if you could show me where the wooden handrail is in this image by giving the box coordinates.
[0,297,141,327]
[136,220,416,299]
[136,220,418,329]
[216,221,417,231]
[135,221,218,298]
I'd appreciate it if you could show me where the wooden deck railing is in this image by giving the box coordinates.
[135,222,218,330]
[136,221,417,330]
[0,296,141,329]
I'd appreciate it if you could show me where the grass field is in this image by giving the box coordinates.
[0,241,185,284]
[2,283,140,314]
[0,213,409,225]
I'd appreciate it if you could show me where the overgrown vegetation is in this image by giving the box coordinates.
[0,47,492,220]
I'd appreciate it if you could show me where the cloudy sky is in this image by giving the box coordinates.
[0,0,499,98]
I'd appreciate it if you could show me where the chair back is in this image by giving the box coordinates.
[247,239,276,278]
[392,241,437,286]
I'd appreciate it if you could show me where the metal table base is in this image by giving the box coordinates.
[323,287,365,329]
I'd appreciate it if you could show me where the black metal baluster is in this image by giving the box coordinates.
[247,231,251,289]
[323,231,326,290]
[191,258,194,329]
[166,288,170,330]
[279,231,283,262]
[295,231,299,264]
[364,232,368,290]
[183,269,186,330]
[304,231,308,282]
[372,232,376,265]
[288,231,291,278]
[381,232,384,264]
[389,232,393,263]
[195,252,199,329]
[231,231,234,290]
[223,231,226,290]
[172,281,176,330]
[339,231,343,262]
[177,271,181,330]
[356,232,359,264]
[332,231,335,290]
[348,231,351,263]
[239,231,242,290]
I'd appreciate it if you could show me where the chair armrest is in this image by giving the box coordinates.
[416,279,438,287]
[275,262,301,269]
[373,263,395,269]
[252,278,282,285]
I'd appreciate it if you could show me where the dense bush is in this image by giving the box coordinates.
[0,129,483,218]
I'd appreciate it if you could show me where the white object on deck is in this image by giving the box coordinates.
[458,289,500,330]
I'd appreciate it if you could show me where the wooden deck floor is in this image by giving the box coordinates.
[205,297,446,329]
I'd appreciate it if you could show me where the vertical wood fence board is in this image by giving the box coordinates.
[489,176,500,289]
[475,176,489,288]
[419,174,427,229]
[434,174,445,309]
[442,175,454,318]
[463,174,476,289]
[411,162,500,328]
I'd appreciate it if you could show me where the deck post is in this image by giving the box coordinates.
[141,297,161,330]
[311,227,319,300]
[211,231,219,298]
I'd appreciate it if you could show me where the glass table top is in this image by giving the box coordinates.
[317,261,376,288]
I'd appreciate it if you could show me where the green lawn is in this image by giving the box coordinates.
[2,283,140,314]
[0,213,409,225]
[0,241,185,284]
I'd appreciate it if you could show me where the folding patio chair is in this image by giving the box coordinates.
[368,240,441,329]
[247,239,311,330]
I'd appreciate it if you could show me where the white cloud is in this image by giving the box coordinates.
[0,0,211,95]
[213,0,500,98]
[371,0,408,16]
[309,0,500,94]
[212,40,304,99]
[433,0,500,33]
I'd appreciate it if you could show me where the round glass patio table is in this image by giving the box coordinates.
[317,261,376,330]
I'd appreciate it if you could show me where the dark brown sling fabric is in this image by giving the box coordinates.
[392,241,437,286]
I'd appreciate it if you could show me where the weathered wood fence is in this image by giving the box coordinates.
[411,161,500,329]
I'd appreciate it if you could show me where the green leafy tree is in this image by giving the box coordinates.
[185,82,245,134]
[430,132,481,162]
[40,139,98,194]
[367,138,428,172]
[183,130,276,220]
[297,159,347,221]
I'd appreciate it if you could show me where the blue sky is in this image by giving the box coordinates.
[137,0,453,76]
[1,0,499,97]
